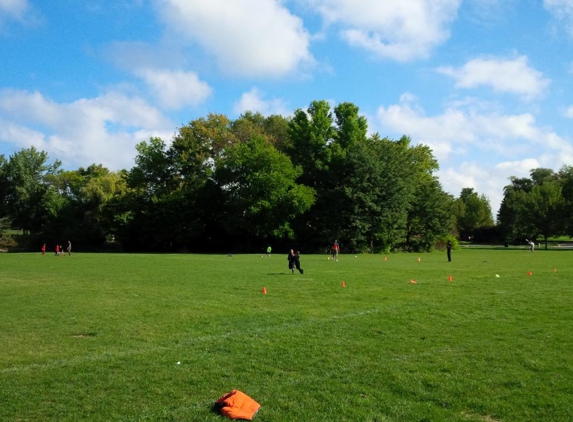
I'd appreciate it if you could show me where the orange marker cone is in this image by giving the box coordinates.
[341,281,346,287]
[410,279,417,284]
[554,267,557,273]
[418,257,421,262]
[527,271,533,276]
[448,275,453,282]
[384,256,388,261]
[262,287,267,294]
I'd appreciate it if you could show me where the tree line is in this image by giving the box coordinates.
[1,100,569,253]
[497,167,573,249]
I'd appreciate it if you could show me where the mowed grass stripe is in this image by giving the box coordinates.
[1,304,392,374]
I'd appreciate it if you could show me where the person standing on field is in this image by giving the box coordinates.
[331,240,339,261]
[67,240,72,256]
[446,240,452,262]
[41,243,46,255]
[288,249,296,274]
[526,239,535,252]
[266,245,272,257]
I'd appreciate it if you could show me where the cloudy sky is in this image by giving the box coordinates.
[2,0,573,215]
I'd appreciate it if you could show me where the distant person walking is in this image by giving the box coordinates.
[41,243,46,255]
[266,245,272,257]
[55,244,59,256]
[446,240,452,262]
[67,240,72,256]
[526,239,535,252]
[331,240,339,261]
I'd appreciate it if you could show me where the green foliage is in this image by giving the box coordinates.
[453,188,494,238]
[1,147,61,235]
[215,135,315,240]
[435,233,459,250]
[525,181,565,248]
[498,167,569,248]
[0,101,458,252]
[0,217,16,250]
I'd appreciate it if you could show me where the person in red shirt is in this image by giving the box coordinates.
[331,240,339,261]
[55,244,59,256]
[41,244,46,255]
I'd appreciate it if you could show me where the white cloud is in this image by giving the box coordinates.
[564,105,573,118]
[0,0,28,19]
[438,56,550,99]
[439,163,506,216]
[0,0,31,30]
[135,68,212,110]
[544,0,573,36]
[495,158,541,172]
[441,158,544,216]
[157,0,314,77]
[233,88,290,117]
[376,94,572,163]
[309,0,461,61]
[376,95,573,214]
[0,89,174,169]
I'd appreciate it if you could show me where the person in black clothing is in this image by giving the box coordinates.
[287,249,304,274]
[288,249,295,274]
[446,240,452,262]
[294,251,304,274]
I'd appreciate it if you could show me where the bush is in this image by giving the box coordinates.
[0,234,16,251]
[435,235,459,250]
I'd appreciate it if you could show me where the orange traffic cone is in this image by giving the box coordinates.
[448,275,453,282]
[262,287,267,294]
[341,281,346,288]
[410,279,417,284]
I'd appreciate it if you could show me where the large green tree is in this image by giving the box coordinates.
[453,188,494,238]
[1,147,61,235]
[524,182,565,249]
[404,143,454,251]
[215,135,315,247]
[497,177,533,241]
[498,168,568,247]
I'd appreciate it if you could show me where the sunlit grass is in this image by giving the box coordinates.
[1,250,572,421]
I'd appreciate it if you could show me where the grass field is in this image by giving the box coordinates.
[1,249,573,421]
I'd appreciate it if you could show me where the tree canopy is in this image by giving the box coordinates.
[0,101,504,253]
[497,168,572,249]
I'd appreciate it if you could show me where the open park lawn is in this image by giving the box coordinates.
[1,249,572,421]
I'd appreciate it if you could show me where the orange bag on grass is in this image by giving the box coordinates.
[215,390,261,420]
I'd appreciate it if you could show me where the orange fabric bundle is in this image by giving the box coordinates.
[215,390,261,420]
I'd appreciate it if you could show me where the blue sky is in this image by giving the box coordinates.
[2,0,573,215]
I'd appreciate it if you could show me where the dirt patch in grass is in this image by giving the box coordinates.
[461,412,501,422]
[71,332,97,338]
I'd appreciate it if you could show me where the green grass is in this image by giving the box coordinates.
[1,250,573,421]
